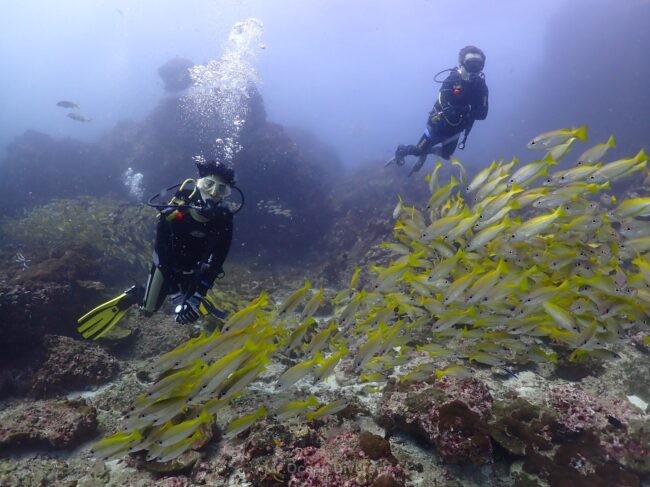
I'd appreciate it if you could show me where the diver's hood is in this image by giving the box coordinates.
[195,160,236,185]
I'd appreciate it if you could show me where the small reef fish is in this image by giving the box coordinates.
[278,280,311,315]
[56,100,79,108]
[222,293,268,332]
[301,289,325,319]
[274,395,320,420]
[392,195,404,219]
[67,112,92,122]
[157,408,212,448]
[224,405,267,439]
[306,398,349,421]
[276,357,316,390]
[91,430,143,460]
[154,430,205,463]
[577,136,616,165]
[527,125,587,150]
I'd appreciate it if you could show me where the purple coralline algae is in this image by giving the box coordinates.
[288,430,406,487]
[377,376,494,464]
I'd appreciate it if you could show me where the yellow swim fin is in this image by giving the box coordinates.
[199,294,227,320]
[77,285,144,340]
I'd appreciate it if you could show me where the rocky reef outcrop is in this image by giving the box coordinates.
[0,399,97,451]
[0,59,344,264]
[158,57,194,93]
[29,335,119,398]
[377,376,494,465]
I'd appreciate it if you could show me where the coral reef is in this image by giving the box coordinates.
[377,377,493,465]
[2,198,154,276]
[30,335,119,398]
[489,397,555,457]
[0,399,97,450]
[287,430,406,487]
[490,384,649,487]
[545,383,611,436]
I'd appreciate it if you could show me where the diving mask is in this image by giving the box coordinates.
[462,53,485,74]
[197,175,231,201]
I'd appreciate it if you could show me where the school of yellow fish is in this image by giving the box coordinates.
[93,126,650,463]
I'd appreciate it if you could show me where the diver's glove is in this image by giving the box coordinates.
[175,292,203,324]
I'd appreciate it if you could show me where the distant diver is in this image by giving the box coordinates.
[77,160,244,340]
[56,100,79,109]
[67,112,93,123]
[387,45,489,175]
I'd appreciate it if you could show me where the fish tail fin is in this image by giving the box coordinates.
[575,125,588,142]
[542,153,556,163]
[607,135,616,148]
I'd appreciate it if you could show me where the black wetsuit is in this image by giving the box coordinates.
[143,190,233,314]
[402,68,489,160]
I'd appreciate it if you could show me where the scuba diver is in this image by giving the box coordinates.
[387,45,489,175]
[77,160,242,340]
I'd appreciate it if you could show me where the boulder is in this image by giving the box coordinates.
[0,399,97,450]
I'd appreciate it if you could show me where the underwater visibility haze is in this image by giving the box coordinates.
[1,1,650,486]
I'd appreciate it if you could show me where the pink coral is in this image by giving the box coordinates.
[545,384,608,434]
[153,477,190,487]
[378,377,494,464]
[288,431,405,487]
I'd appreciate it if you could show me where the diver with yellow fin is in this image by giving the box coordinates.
[77,160,243,340]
